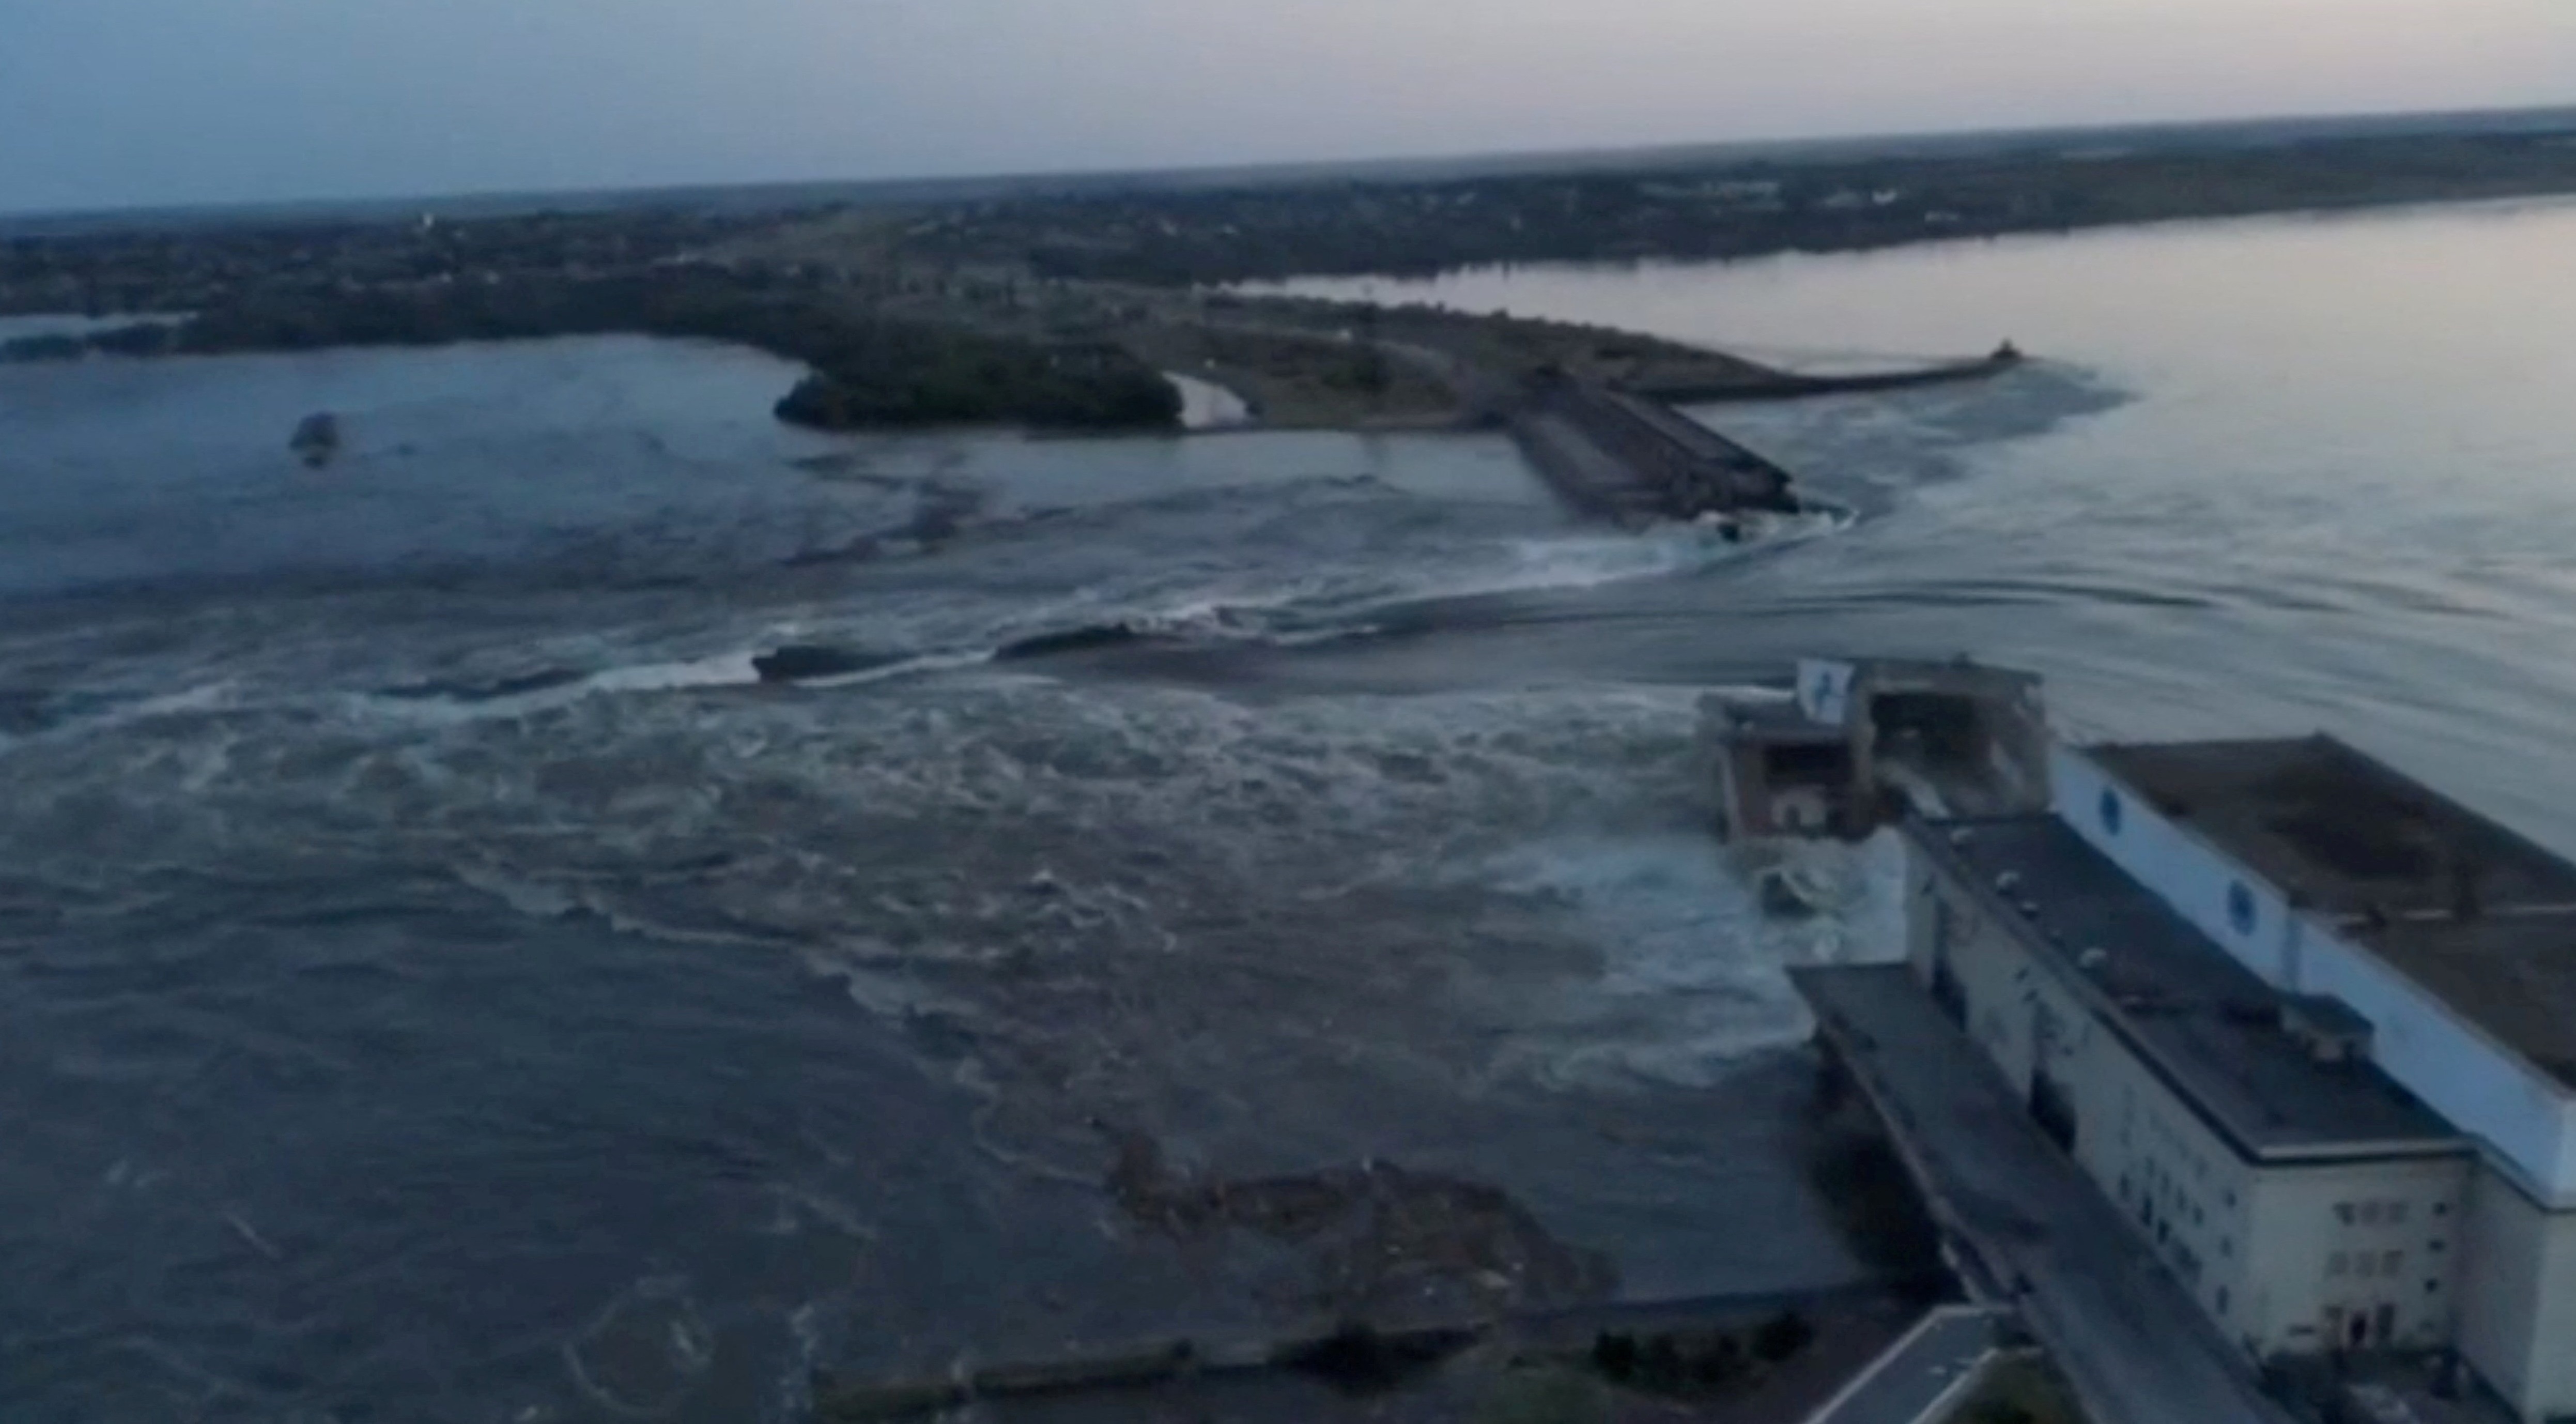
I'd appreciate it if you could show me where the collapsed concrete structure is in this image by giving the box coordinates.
[1706,658,2054,840]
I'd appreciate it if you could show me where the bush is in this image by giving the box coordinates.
[1752,1311,1816,1364]
[1691,1334,1745,1386]
[1632,1335,1684,1390]
[1590,1333,1637,1382]
[1479,1367,1609,1424]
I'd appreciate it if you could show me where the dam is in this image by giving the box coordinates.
[1509,373,1804,526]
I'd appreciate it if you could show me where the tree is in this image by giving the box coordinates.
[1752,1311,1816,1364]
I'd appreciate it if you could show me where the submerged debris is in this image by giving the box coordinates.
[289,411,342,468]
[1098,1124,1618,1320]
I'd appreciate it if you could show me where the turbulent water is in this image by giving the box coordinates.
[10,197,2576,1422]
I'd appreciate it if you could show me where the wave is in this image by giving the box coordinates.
[205,477,1870,733]
[512,514,1848,687]
[991,623,1162,662]
[358,652,766,723]
[381,667,593,703]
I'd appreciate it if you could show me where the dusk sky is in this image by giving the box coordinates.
[5,0,2574,214]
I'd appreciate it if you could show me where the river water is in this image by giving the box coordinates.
[6,198,2574,1421]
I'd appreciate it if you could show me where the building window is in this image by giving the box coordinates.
[2361,1202,2381,1226]
[2430,1239,2447,1254]
[2101,789,2124,836]
[2428,1279,2442,1294]
[2228,882,2258,935]
[2390,1203,2409,1225]
[2328,1251,2349,1276]
[2383,1251,2403,1276]
[2220,1237,2233,1259]
[2357,1254,2376,1280]
[2336,1201,2356,1225]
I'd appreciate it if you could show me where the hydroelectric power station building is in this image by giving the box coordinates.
[1766,665,2576,1421]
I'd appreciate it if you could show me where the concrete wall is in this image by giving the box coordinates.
[2089,1043,2262,1350]
[1906,852,2072,1097]
[2291,920,2576,1207]
[1910,834,2473,1362]
[2243,1158,2469,1355]
[1715,742,1759,840]
[2459,1165,2576,1422]
[1908,846,2259,1341]
[2055,745,2576,1205]
[2050,745,2302,984]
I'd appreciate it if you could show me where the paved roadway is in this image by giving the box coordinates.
[1803,1306,2005,1424]
[1797,966,2299,1424]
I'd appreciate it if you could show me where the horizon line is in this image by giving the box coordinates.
[8,97,2576,230]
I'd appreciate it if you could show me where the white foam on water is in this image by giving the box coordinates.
[25,681,244,747]
[580,651,764,695]
[1468,828,1909,1092]
[453,863,583,920]
[797,650,995,690]
[1342,507,1856,610]
[352,650,771,727]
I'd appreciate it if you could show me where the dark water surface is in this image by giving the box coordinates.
[8,199,2575,1420]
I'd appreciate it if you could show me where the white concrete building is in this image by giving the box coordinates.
[1906,735,2576,1422]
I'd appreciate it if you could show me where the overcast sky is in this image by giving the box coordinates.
[5,0,2574,214]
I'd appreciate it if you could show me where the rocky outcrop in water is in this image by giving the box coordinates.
[993,623,1152,662]
[752,645,907,683]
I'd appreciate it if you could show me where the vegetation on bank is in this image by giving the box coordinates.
[1469,1310,1827,1424]
[891,129,2576,285]
[1944,1355,2091,1424]
[1,273,1181,432]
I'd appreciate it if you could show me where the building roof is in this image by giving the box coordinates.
[2357,915,2576,1090]
[1912,815,2462,1160]
[2087,736,2576,1093]
[2088,736,2576,918]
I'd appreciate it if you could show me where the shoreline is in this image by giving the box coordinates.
[13,117,2576,440]
[892,125,2576,288]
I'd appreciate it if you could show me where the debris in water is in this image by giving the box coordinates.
[289,412,343,468]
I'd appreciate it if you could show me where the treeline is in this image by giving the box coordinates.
[2,273,1181,432]
[904,130,2576,285]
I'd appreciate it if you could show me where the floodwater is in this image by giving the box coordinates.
[8,196,2576,1421]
